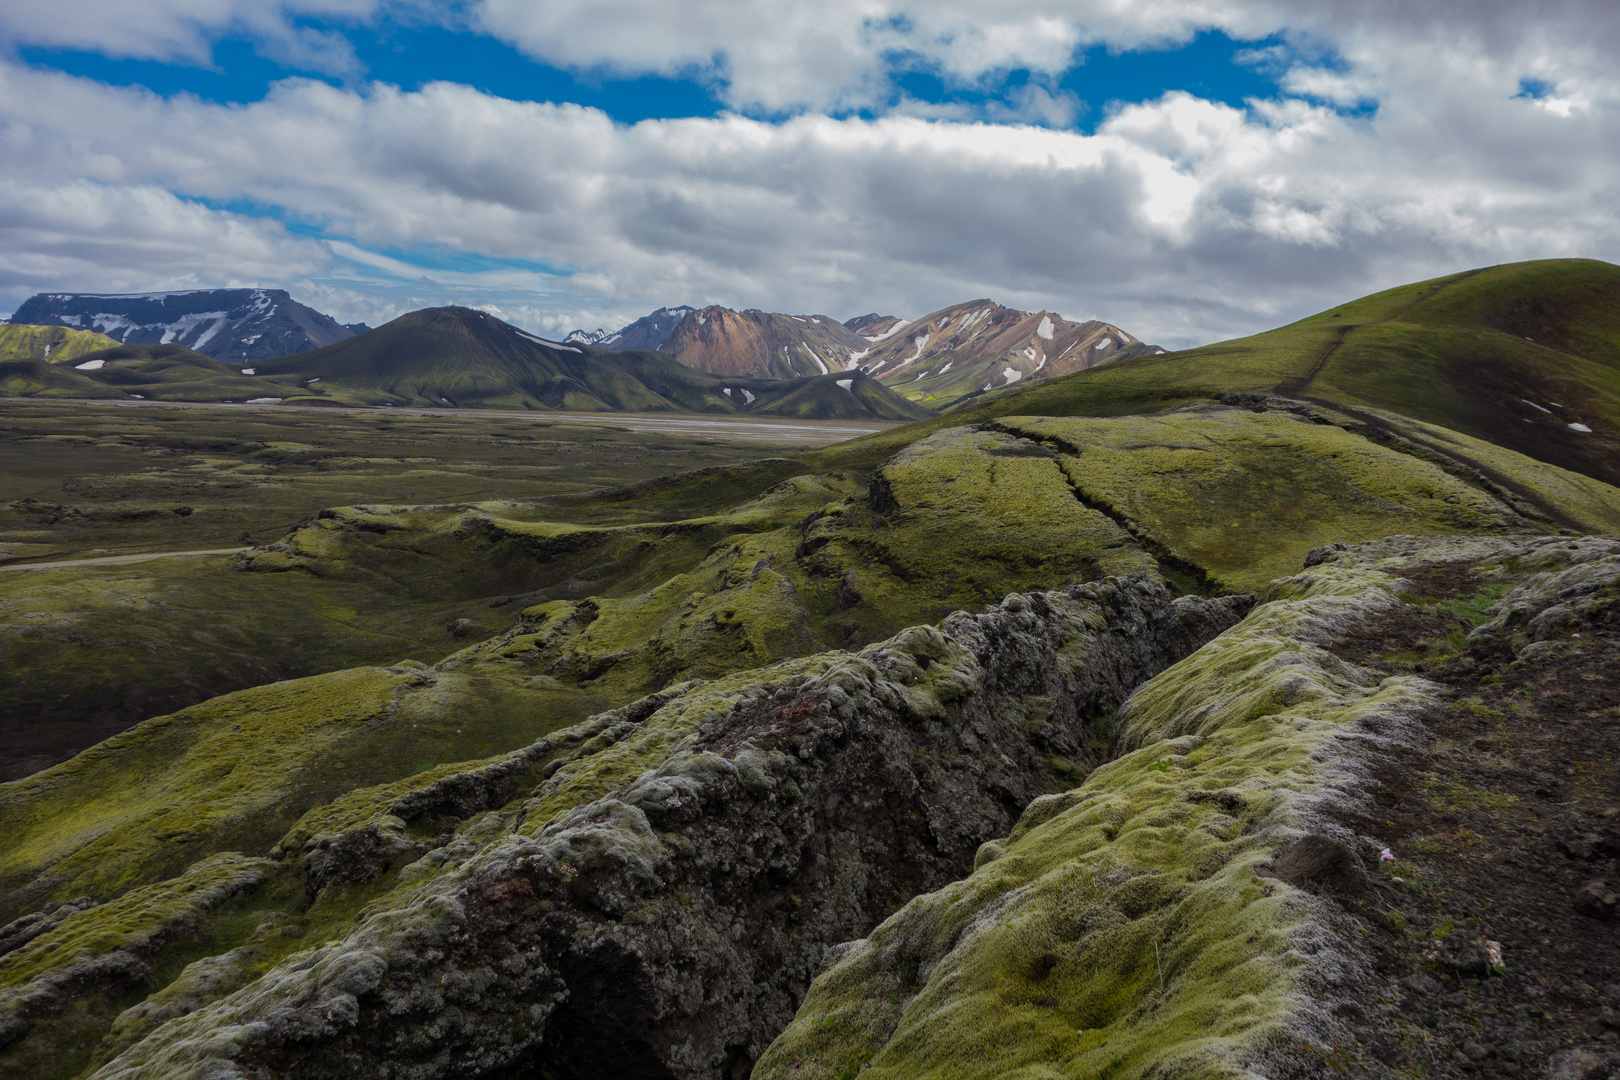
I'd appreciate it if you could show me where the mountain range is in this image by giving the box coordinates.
[247,306,930,420]
[7,290,1151,412]
[8,289,357,361]
[564,302,1153,402]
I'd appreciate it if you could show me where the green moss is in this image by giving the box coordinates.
[755,558,1437,1080]
[0,326,121,363]
[998,409,1545,591]
[0,664,609,921]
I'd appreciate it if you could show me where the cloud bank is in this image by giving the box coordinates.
[0,1,1616,343]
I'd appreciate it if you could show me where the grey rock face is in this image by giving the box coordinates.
[95,575,1249,1080]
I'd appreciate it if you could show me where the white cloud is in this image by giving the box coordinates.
[1,0,1618,347]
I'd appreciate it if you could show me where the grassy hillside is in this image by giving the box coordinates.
[1,345,307,403]
[807,259,1620,487]
[0,325,119,363]
[729,371,933,421]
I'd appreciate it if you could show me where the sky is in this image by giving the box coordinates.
[0,1,1616,347]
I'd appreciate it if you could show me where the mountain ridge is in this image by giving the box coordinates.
[859,299,1151,408]
[655,305,871,378]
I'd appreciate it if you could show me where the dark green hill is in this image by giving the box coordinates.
[2,344,305,402]
[256,306,930,419]
[717,371,932,421]
[836,258,1620,485]
[0,359,123,399]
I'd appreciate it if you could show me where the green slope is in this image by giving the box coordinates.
[1,345,306,403]
[810,258,1620,487]
[252,306,929,420]
[728,371,933,421]
[0,325,120,363]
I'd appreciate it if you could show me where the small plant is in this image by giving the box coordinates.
[1145,758,1172,773]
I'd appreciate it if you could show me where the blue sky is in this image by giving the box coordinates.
[0,1,1612,344]
[19,24,1296,131]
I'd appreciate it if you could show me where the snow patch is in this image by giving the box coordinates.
[1570,422,1594,432]
[848,348,870,365]
[1094,337,1114,350]
[864,319,912,343]
[247,397,283,404]
[939,361,951,373]
[900,333,931,367]
[75,359,106,370]
[1036,316,1054,340]
[741,388,756,404]
[1002,367,1023,385]
[241,368,256,375]
[836,378,854,392]
[516,330,580,352]
[306,377,319,383]
[813,354,829,375]
[722,387,734,397]
[1520,398,1552,414]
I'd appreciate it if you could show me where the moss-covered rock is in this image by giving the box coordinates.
[752,534,1616,1080]
[72,575,1246,1080]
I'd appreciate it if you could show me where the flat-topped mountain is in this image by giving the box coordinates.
[859,299,1151,407]
[9,289,356,361]
[655,305,871,378]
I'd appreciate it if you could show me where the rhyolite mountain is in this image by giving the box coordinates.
[859,299,1153,408]
[5,260,1620,1080]
[654,305,872,378]
[250,306,930,420]
[9,289,356,361]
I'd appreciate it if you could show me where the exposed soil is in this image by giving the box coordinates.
[1331,561,1620,1079]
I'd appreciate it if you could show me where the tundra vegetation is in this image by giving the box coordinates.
[2,259,1620,1080]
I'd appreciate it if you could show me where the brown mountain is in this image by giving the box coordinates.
[658,306,871,378]
[858,300,1153,408]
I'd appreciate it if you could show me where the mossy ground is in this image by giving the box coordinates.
[0,401,830,777]
[755,557,1438,1080]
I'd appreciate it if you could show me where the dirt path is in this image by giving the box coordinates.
[0,547,249,572]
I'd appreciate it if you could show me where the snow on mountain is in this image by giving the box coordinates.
[9,289,355,361]
[843,313,911,341]
[854,300,1151,407]
[581,305,697,351]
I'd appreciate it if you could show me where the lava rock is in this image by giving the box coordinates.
[1544,1049,1610,1080]
[1560,837,1603,862]
[1575,880,1619,921]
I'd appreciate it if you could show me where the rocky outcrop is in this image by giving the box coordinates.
[83,576,1248,1079]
